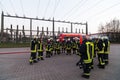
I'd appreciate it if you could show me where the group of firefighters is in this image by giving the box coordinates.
[76,36,110,78]
[29,35,110,79]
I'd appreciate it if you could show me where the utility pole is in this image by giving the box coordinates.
[16,25,19,43]
[62,27,64,33]
[53,17,55,41]
[22,25,25,38]
[79,29,81,33]
[66,28,68,33]
[37,26,39,36]
[71,23,73,33]
[75,28,77,33]
[10,24,13,41]
[86,22,88,35]
[47,27,48,36]
[1,11,4,42]
[30,19,32,40]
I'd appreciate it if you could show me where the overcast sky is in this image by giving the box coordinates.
[0,0,120,34]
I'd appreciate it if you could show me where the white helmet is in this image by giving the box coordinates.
[56,39,59,42]
[102,36,109,40]
[68,38,70,41]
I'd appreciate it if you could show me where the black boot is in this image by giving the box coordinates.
[41,57,44,60]
[33,60,38,63]
[81,74,90,79]
[37,58,40,61]
[29,61,33,65]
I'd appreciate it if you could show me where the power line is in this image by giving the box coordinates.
[36,0,41,18]
[0,0,9,15]
[87,1,120,20]
[65,0,88,20]
[51,0,60,18]
[0,1,3,11]
[44,0,51,17]
[9,0,17,16]
[61,0,85,20]
[72,0,102,20]
[20,0,25,16]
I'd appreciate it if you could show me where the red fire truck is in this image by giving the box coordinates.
[59,33,85,44]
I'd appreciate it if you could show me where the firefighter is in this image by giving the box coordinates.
[66,38,72,55]
[72,38,77,54]
[37,39,44,61]
[29,36,38,65]
[93,37,99,57]
[54,39,61,55]
[79,37,92,79]
[54,39,57,55]
[46,39,52,58]
[50,38,54,56]
[97,37,105,69]
[103,36,110,65]
[61,39,66,54]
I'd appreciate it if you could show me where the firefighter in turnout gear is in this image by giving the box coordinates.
[46,39,52,58]
[97,38,105,69]
[79,37,92,79]
[72,38,77,54]
[29,36,38,65]
[66,38,72,55]
[93,38,98,57]
[76,38,80,54]
[50,38,54,56]
[61,39,66,54]
[54,39,61,55]
[103,37,110,65]
[37,39,44,61]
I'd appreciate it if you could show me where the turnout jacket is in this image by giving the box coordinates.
[80,39,92,63]
[31,39,38,53]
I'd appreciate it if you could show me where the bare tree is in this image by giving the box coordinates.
[98,18,120,43]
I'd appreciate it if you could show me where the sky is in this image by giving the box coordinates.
[0,0,120,34]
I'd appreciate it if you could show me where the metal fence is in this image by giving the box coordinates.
[0,11,88,43]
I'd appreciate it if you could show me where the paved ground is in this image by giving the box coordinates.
[0,44,120,80]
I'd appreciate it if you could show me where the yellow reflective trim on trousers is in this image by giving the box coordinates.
[98,50,104,54]
[29,58,33,62]
[31,50,37,52]
[38,50,43,52]
[104,51,109,54]
[100,58,105,65]
[29,60,33,62]
[84,59,92,63]
[84,73,90,75]
[37,56,40,58]
[40,56,43,58]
